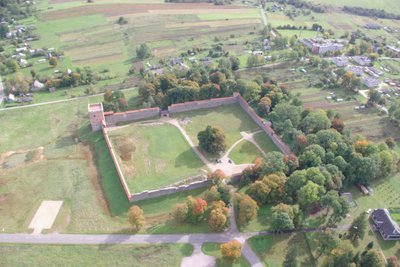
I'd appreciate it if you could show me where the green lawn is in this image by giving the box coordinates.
[175,104,261,154]
[202,243,250,267]
[107,123,206,193]
[248,234,314,267]
[229,140,264,164]
[1,243,193,267]
[238,205,273,232]
[253,132,279,154]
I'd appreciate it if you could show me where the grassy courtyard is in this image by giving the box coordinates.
[107,122,206,193]
[229,140,264,165]
[1,243,193,267]
[202,243,250,267]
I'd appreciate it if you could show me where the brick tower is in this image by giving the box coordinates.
[88,103,105,131]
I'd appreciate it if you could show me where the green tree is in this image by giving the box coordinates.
[49,56,58,67]
[283,246,298,267]
[360,250,385,267]
[5,59,19,73]
[198,126,226,155]
[301,109,331,134]
[348,213,367,243]
[271,211,294,230]
[298,181,324,210]
[313,230,339,259]
[136,43,152,59]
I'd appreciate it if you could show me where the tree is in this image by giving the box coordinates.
[49,56,58,67]
[322,241,354,267]
[301,109,331,134]
[257,96,272,116]
[368,89,381,105]
[208,169,225,183]
[262,152,288,175]
[127,205,146,230]
[247,173,286,204]
[204,185,221,203]
[313,230,338,259]
[360,250,385,267]
[198,126,227,155]
[298,181,324,210]
[172,203,188,223]
[321,191,349,223]
[271,211,294,230]
[229,56,240,71]
[208,200,228,231]
[283,246,298,267]
[331,118,345,133]
[220,240,242,260]
[388,256,400,267]
[136,43,152,59]
[5,59,19,73]
[348,213,367,243]
[237,194,258,226]
[186,196,208,224]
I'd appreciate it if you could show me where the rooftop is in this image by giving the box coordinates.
[88,103,103,112]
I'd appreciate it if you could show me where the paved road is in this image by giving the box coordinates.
[0,87,137,112]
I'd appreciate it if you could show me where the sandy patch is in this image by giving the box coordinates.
[29,201,63,234]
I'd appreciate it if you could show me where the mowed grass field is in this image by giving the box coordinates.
[249,233,314,267]
[107,123,206,193]
[229,140,264,164]
[1,243,193,267]
[306,0,400,15]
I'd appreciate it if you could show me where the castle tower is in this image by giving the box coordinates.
[88,103,105,131]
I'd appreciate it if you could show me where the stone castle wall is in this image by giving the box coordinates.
[104,107,161,126]
[102,125,133,201]
[168,96,237,113]
[95,93,294,202]
[236,94,293,156]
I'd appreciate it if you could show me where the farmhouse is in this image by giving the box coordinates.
[300,38,343,55]
[332,56,349,67]
[371,209,400,240]
[352,56,372,66]
[362,76,380,88]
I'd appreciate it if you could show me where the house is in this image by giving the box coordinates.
[170,57,183,66]
[252,50,264,56]
[346,65,365,76]
[300,38,344,55]
[332,57,349,67]
[31,80,44,92]
[371,209,400,240]
[365,23,381,30]
[352,56,371,66]
[363,77,380,88]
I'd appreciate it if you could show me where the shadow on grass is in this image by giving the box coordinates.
[98,227,139,251]
[175,149,204,168]
[79,125,131,217]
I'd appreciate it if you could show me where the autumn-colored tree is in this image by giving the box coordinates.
[247,173,286,204]
[220,240,242,260]
[237,194,258,226]
[192,197,208,215]
[272,203,295,220]
[172,203,188,223]
[295,134,308,152]
[208,200,228,231]
[208,169,225,183]
[127,205,146,230]
[257,96,272,116]
[104,89,113,102]
[331,118,345,133]
[354,139,370,155]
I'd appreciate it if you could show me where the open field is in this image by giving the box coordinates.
[1,243,193,267]
[107,122,206,193]
[306,0,400,15]
[249,233,314,267]
[0,96,212,234]
[202,243,250,267]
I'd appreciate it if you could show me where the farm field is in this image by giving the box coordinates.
[202,242,250,267]
[306,0,400,15]
[249,234,314,267]
[1,243,193,267]
[107,122,206,194]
